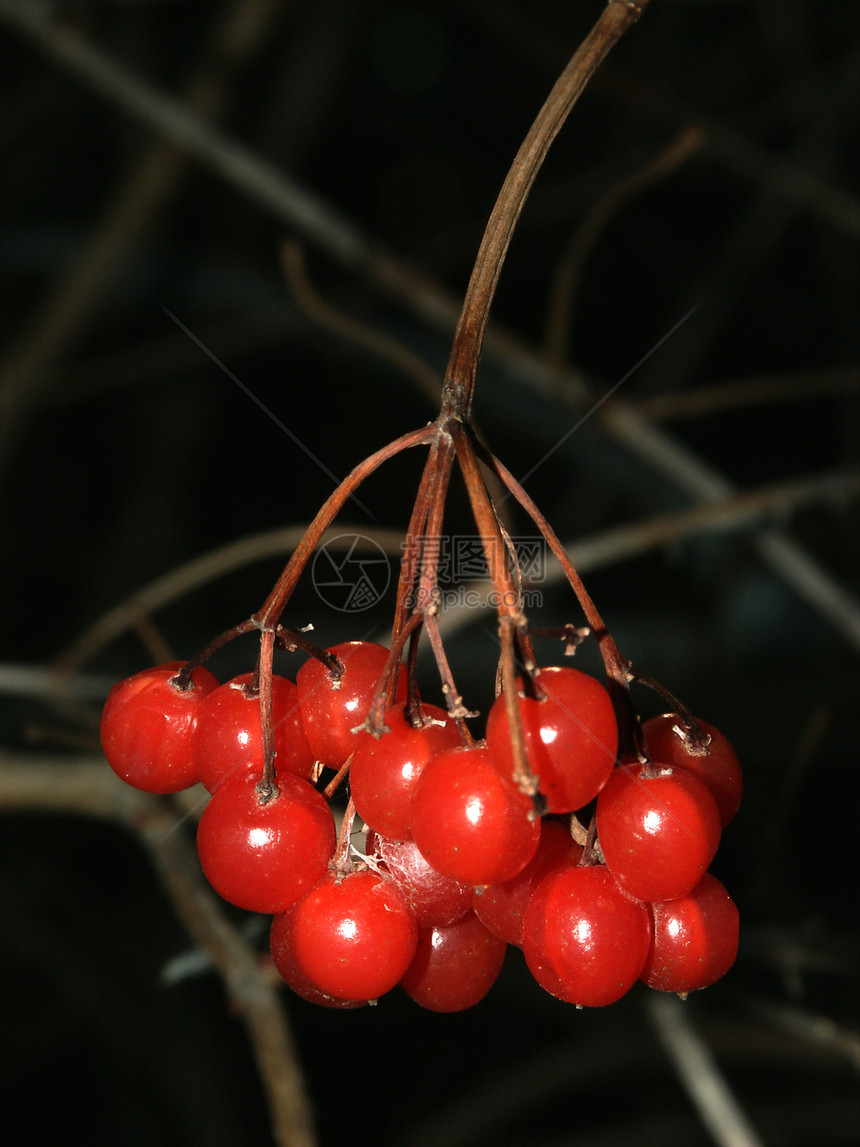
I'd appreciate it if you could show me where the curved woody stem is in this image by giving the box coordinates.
[255,423,436,629]
[440,0,650,423]
[233,1,651,796]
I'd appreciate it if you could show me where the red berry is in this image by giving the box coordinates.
[269,913,370,1008]
[596,762,722,902]
[196,769,335,914]
[100,661,218,793]
[522,864,651,1006]
[365,830,472,927]
[642,714,743,827]
[194,673,314,792]
[485,666,618,813]
[473,818,582,946]
[399,911,507,1012]
[410,745,541,886]
[640,872,739,993]
[296,641,408,768]
[349,703,462,840]
[284,868,418,1001]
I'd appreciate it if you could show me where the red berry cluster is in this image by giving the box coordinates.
[100,640,741,1011]
[98,4,741,1016]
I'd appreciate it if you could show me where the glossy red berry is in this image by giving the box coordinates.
[640,872,739,993]
[485,666,618,814]
[522,864,651,1006]
[365,830,472,927]
[410,745,541,886]
[399,911,507,1012]
[100,661,218,793]
[284,868,418,1001]
[472,817,582,946]
[296,641,408,768]
[269,913,370,1008]
[642,714,743,827]
[193,673,314,792]
[596,762,722,902]
[196,769,336,914]
[349,703,462,840]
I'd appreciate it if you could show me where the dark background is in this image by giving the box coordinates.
[1,1,858,1144]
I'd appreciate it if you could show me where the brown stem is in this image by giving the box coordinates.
[579,812,602,867]
[404,623,424,725]
[389,442,438,646]
[440,0,650,422]
[414,434,456,613]
[632,671,710,752]
[323,757,353,801]
[476,443,641,748]
[389,431,457,649]
[423,611,478,746]
[255,424,435,627]
[256,627,278,800]
[178,617,258,683]
[362,610,424,737]
[273,625,342,676]
[499,618,540,802]
[450,423,539,794]
[332,796,358,873]
[450,424,520,613]
[528,624,592,656]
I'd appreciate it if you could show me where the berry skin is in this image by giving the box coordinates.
[522,864,651,1007]
[485,666,618,814]
[399,911,507,1012]
[641,714,742,827]
[640,872,739,993]
[100,661,218,793]
[349,703,462,840]
[596,762,722,903]
[196,769,336,915]
[269,914,370,1008]
[284,868,418,1001]
[365,830,473,927]
[194,673,314,792]
[410,745,541,887]
[472,817,582,946]
[296,641,408,768]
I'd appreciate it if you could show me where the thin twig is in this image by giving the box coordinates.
[0,0,286,487]
[543,125,704,372]
[48,464,857,689]
[6,0,856,651]
[0,755,317,1147]
[435,467,860,638]
[647,993,766,1147]
[737,993,860,1072]
[55,525,408,676]
[0,663,116,702]
[281,240,442,407]
[634,364,860,421]
[457,0,860,238]
[601,403,860,652]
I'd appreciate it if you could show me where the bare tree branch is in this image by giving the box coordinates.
[647,993,766,1147]
[0,755,318,1147]
[2,1,855,652]
[0,0,287,488]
